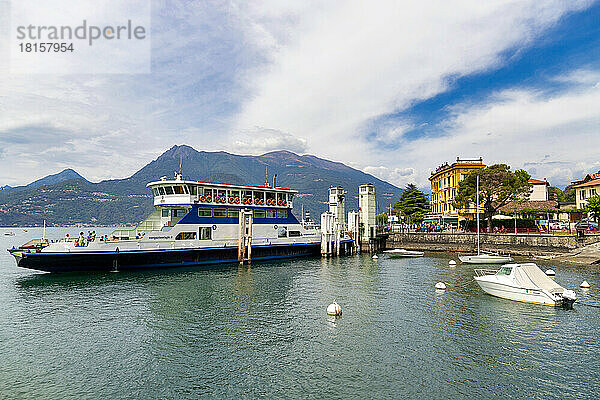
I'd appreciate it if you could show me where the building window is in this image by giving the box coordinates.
[175,232,196,240]
[198,208,212,217]
[199,227,212,240]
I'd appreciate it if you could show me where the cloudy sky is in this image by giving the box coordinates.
[0,0,599,190]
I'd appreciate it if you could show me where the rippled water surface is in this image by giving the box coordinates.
[1,228,599,399]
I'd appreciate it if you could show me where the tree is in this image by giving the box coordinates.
[586,195,600,222]
[549,185,575,202]
[393,184,429,223]
[454,164,531,231]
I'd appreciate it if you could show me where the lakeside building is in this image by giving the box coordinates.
[572,171,600,209]
[527,178,549,201]
[426,157,485,225]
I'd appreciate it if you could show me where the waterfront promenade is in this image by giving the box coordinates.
[387,232,600,261]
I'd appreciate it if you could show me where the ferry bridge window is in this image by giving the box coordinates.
[198,208,212,217]
[152,188,159,196]
[214,208,227,217]
[288,231,301,237]
[158,186,166,195]
[276,210,287,219]
[174,186,184,195]
[175,232,197,240]
[228,209,239,218]
[288,193,294,201]
[217,189,226,198]
[165,186,174,195]
[243,190,252,201]
[266,192,276,203]
[201,187,213,197]
[254,209,266,218]
[162,209,170,217]
[174,209,187,217]
[252,191,263,202]
[266,210,276,218]
[199,227,212,240]
[189,185,197,195]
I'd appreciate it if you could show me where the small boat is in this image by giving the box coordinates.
[459,251,513,264]
[460,175,513,264]
[4,232,15,236]
[474,263,576,308]
[383,248,424,257]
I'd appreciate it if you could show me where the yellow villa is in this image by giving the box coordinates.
[427,157,485,224]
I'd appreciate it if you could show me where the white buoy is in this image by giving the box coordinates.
[327,302,342,316]
[545,269,555,276]
[435,282,446,290]
[449,260,456,266]
[581,280,590,288]
[372,254,378,260]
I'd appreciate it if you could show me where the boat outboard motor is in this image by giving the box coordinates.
[561,289,577,309]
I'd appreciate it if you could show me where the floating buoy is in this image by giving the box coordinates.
[327,302,342,316]
[581,280,590,288]
[372,254,378,260]
[449,260,456,266]
[435,282,446,290]
[545,269,555,276]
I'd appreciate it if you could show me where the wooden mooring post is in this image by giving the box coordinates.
[238,210,253,264]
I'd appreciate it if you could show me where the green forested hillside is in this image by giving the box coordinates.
[0,145,403,226]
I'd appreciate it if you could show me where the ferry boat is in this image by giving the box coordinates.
[10,173,353,273]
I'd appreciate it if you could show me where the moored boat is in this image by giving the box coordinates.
[9,173,353,273]
[459,251,513,264]
[383,248,424,257]
[474,263,576,308]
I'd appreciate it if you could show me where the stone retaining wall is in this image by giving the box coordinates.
[387,232,600,256]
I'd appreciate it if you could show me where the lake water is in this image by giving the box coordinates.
[1,227,599,399]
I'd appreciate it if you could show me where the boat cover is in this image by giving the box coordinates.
[513,264,564,293]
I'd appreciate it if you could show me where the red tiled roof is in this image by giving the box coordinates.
[498,200,558,212]
[528,178,548,185]
[573,178,600,188]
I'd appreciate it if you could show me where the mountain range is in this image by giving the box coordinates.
[0,145,403,226]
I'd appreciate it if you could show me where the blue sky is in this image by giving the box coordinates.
[1,0,599,190]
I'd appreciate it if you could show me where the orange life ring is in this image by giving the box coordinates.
[254,198,260,205]
[282,201,287,206]
[234,197,240,204]
[205,196,212,202]
[260,200,264,205]
[278,200,283,206]
[228,197,234,203]
[199,195,206,202]
[242,198,247,204]
[266,199,272,205]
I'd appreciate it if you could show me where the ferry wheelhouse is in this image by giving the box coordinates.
[12,174,351,273]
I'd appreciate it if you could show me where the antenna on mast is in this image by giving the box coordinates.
[265,166,269,187]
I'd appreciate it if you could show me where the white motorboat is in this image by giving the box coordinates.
[383,248,424,258]
[474,263,576,308]
[459,252,513,264]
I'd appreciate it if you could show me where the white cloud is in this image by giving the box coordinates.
[395,78,600,187]
[230,127,308,154]
[363,166,417,188]
[233,0,591,164]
